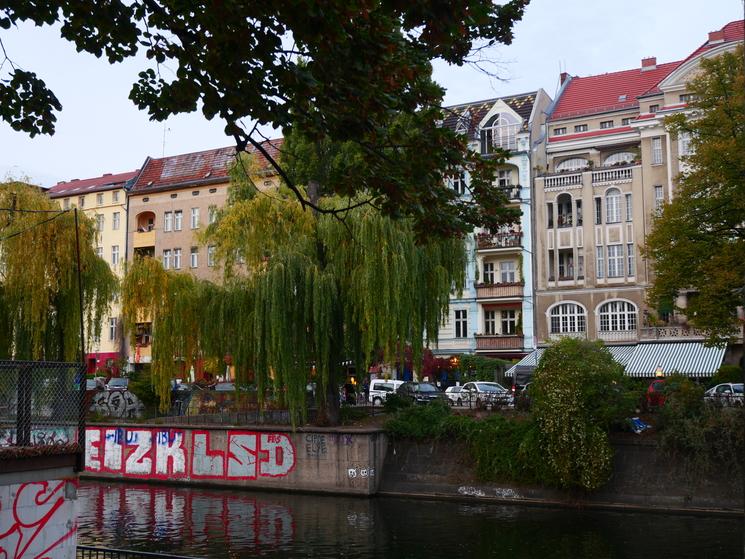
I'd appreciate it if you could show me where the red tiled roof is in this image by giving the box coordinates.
[548,126,634,144]
[130,138,284,193]
[684,20,744,63]
[47,170,138,198]
[551,61,681,121]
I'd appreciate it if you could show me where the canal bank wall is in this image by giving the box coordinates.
[379,436,743,514]
[82,424,386,495]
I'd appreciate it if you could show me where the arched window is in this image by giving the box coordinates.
[602,152,635,167]
[605,188,621,223]
[549,303,587,334]
[556,158,589,172]
[480,112,520,153]
[556,193,573,228]
[598,300,637,332]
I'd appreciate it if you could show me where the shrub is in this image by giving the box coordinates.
[339,406,368,424]
[710,364,743,387]
[384,400,451,439]
[531,338,634,491]
[382,393,412,414]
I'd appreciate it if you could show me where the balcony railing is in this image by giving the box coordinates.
[544,173,582,189]
[475,335,524,351]
[133,229,156,249]
[548,331,587,341]
[475,282,524,299]
[592,167,633,184]
[640,326,707,340]
[597,330,639,342]
[476,231,523,250]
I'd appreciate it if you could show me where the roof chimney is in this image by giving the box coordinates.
[641,57,657,71]
[559,72,570,85]
[708,30,725,44]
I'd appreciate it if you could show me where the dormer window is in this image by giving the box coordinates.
[480,112,520,154]
[618,95,627,102]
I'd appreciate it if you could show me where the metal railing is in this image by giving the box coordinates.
[0,360,86,455]
[78,546,200,559]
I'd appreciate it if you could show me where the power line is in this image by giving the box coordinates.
[0,210,69,241]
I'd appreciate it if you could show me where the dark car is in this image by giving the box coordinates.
[106,378,129,392]
[396,382,446,404]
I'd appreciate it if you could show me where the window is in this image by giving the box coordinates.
[451,172,466,195]
[500,261,516,283]
[163,249,171,269]
[174,210,183,231]
[108,318,118,341]
[651,137,663,165]
[605,188,621,223]
[558,251,573,279]
[556,158,588,172]
[600,120,614,129]
[454,309,468,338]
[627,244,635,276]
[78,196,85,208]
[96,246,103,259]
[577,254,585,279]
[679,94,692,103]
[63,198,70,210]
[625,193,633,222]
[574,124,588,133]
[553,127,566,136]
[112,212,120,230]
[190,207,200,229]
[602,152,635,166]
[594,198,602,225]
[649,104,659,114]
[480,112,520,153]
[575,199,583,226]
[621,117,632,126]
[173,248,182,270]
[497,169,511,187]
[654,185,664,212]
[598,301,637,332]
[607,245,624,277]
[96,214,104,232]
[678,132,692,156]
[548,251,555,281]
[112,191,119,203]
[208,205,218,224]
[207,246,216,267]
[483,262,495,284]
[164,211,173,232]
[111,245,120,266]
[549,303,586,334]
[484,310,497,335]
[501,310,517,335]
[190,247,199,268]
[596,246,605,279]
[557,193,572,227]
[547,203,554,229]
[97,193,104,205]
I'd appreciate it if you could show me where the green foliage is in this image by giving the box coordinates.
[458,354,509,382]
[531,338,633,491]
[0,1,528,237]
[0,181,118,361]
[339,406,369,424]
[646,46,745,343]
[383,393,412,414]
[659,374,704,422]
[710,364,743,387]
[127,367,160,410]
[384,400,453,439]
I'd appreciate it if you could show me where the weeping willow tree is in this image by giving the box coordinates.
[0,181,118,361]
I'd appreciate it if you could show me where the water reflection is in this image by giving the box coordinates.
[77,480,740,558]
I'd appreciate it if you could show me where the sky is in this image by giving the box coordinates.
[0,0,743,187]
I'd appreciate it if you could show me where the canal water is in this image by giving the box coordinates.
[77,480,741,558]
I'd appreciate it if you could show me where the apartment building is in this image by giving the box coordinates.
[521,20,743,377]
[47,170,138,374]
[433,90,552,363]
[126,140,282,366]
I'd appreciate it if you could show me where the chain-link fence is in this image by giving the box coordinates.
[0,360,86,455]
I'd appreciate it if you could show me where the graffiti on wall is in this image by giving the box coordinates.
[85,427,296,480]
[89,390,144,418]
[0,479,77,559]
[0,427,74,447]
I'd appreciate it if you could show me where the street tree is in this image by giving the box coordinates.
[0,181,118,361]
[0,1,529,238]
[645,46,745,343]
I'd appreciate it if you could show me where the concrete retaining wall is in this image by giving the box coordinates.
[380,437,743,514]
[82,424,387,495]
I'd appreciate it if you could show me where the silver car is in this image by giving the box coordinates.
[460,381,514,409]
[704,383,744,407]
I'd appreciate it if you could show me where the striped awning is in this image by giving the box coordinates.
[624,342,726,378]
[506,342,724,378]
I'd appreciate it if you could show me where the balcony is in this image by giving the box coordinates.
[544,172,582,189]
[597,330,639,342]
[475,282,524,299]
[476,230,523,250]
[475,335,524,351]
[592,166,633,185]
[548,330,587,342]
[133,229,155,249]
[640,326,707,340]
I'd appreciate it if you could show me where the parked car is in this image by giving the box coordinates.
[86,377,106,391]
[704,383,744,407]
[106,378,129,391]
[444,385,463,406]
[368,379,404,405]
[214,382,236,392]
[460,381,513,409]
[396,382,447,405]
[646,379,666,408]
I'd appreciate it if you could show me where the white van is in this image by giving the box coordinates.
[369,379,404,405]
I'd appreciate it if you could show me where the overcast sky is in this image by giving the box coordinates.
[1,0,742,187]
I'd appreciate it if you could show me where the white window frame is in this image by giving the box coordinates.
[451,172,466,196]
[678,132,692,157]
[112,212,120,230]
[602,152,635,167]
[556,158,588,172]
[654,185,664,213]
[484,310,497,335]
[549,303,587,334]
[500,261,516,283]
[208,205,218,224]
[96,246,103,259]
[111,245,119,266]
[553,127,566,136]
[607,245,624,278]
[108,317,118,341]
[651,137,663,165]
[173,248,182,270]
[174,210,183,231]
[598,300,637,332]
[190,247,199,268]
[497,169,511,187]
[163,249,171,269]
[625,193,632,222]
[207,245,216,267]
[190,207,200,229]
[501,310,517,335]
[596,246,605,279]
[574,124,588,133]
[454,309,468,338]
[96,214,104,232]
[96,193,104,206]
[605,188,621,223]
[483,261,495,284]
[112,191,119,203]
[164,211,173,232]
[600,120,614,129]
[627,244,635,276]
[63,198,70,210]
